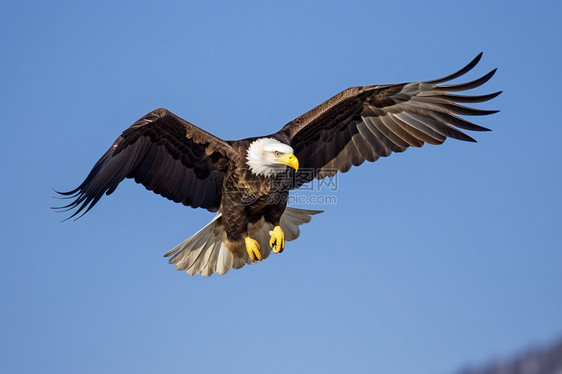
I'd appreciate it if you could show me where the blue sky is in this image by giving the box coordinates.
[2,1,561,373]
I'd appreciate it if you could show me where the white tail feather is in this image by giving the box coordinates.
[165,207,322,277]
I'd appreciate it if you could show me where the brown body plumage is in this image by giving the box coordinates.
[56,53,500,276]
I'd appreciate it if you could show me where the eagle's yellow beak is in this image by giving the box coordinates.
[278,153,299,172]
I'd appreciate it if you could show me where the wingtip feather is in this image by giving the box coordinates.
[426,52,484,84]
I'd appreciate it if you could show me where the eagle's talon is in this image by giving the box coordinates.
[269,225,285,254]
[245,237,262,262]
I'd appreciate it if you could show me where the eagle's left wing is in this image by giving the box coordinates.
[276,53,501,189]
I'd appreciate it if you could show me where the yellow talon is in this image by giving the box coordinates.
[269,225,285,254]
[245,237,262,262]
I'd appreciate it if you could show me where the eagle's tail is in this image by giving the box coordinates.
[164,207,323,277]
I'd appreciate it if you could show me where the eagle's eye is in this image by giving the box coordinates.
[274,151,281,157]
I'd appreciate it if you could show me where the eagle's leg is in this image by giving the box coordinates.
[245,236,262,262]
[264,196,288,254]
[269,225,285,254]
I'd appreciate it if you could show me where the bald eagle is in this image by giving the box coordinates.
[57,53,500,277]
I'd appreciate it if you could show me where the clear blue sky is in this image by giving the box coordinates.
[2,1,561,373]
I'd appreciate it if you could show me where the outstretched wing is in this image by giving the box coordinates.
[56,108,237,219]
[276,53,501,188]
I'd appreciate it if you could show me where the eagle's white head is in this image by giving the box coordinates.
[246,138,299,177]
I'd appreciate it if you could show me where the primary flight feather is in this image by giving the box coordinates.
[56,53,500,277]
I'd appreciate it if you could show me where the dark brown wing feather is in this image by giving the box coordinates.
[56,108,237,219]
[277,53,501,188]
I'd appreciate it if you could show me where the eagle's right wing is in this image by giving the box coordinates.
[55,108,237,219]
